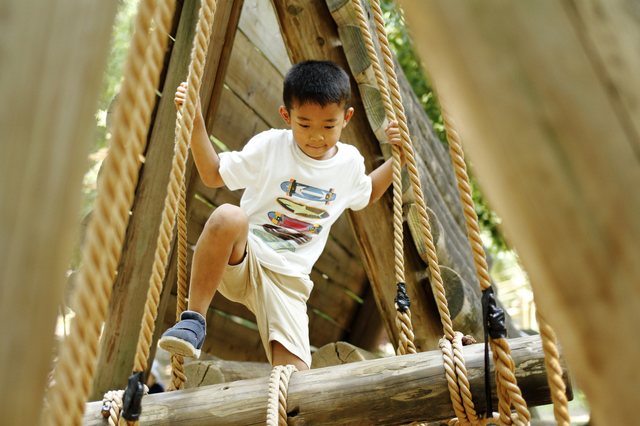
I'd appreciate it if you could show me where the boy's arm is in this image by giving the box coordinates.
[367,121,405,206]
[175,82,225,188]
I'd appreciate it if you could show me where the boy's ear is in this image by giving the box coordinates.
[279,106,291,126]
[342,107,354,127]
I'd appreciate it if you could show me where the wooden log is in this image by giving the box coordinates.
[397,1,640,424]
[82,335,571,425]
[185,341,378,388]
[311,341,379,368]
[91,0,244,399]
[184,358,272,388]
[0,0,118,423]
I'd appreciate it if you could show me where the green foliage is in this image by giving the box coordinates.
[380,0,508,253]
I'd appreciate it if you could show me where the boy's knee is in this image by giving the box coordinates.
[203,204,248,237]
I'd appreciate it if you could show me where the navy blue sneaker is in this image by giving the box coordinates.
[158,311,206,358]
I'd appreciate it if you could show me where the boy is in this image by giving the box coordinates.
[159,60,402,371]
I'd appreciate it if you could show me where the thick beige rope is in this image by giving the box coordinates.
[100,386,149,426]
[167,111,188,392]
[536,309,571,426]
[443,108,531,426]
[43,1,176,424]
[353,0,479,423]
[367,0,455,341]
[351,0,417,357]
[266,365,297,426]
[127,0,219,413]
[101,390,125,426]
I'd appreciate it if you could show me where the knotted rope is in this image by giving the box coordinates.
[352,0,473,422]
[266,365,298,426]
[100,386,149,426]
[43,0,176,424]
[444,109,531,425]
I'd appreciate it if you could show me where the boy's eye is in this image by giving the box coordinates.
[299,124,310,128]
[325,126,335,130]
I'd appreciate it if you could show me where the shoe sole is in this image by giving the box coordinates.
[158,336,202,359]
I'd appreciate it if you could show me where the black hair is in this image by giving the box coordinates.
[283,60,351,112]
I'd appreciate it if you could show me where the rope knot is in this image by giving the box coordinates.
[122,371,145,421]
[481,287,506,340]
[394,282,410,312]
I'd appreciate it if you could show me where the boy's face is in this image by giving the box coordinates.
[279,101,354,161]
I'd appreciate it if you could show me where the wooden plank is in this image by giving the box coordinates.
[225,30,288,129]
[313,237,368,294]
[0,0,118,422]
[91,0,243,399]
[272,0,445,352]
[83,335,571,425]
[209,86,271,151]
[238,0,292,76]
[398,1,640,424]
[308,270,360,327]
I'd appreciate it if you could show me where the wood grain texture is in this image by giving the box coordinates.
[83,335,570,425]
[238,0,293,76]
[0,1,118,422]
[398,1,640,424]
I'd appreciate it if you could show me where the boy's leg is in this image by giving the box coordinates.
[159,204,248,358]
[188,204,249,315]
[271,340,309,371]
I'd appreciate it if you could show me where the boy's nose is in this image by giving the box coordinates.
[310,133,324,142]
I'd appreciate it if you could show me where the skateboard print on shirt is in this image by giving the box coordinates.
[268,211,322,235]
[262,224,311,245]
[276,197,329,220]
[280,179,336,205]
[252,229,296,252]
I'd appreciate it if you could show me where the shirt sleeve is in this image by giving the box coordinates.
[348,154,372,211]
[218,130,272,191]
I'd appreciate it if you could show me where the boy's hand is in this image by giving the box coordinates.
[174,82,202,111]
[385,120,405,166]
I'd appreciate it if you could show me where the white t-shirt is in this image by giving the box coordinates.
[218,129,372,277]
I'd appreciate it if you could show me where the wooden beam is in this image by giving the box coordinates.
[397,1,640,425]
[0,0,118,423]
[91,0,244,399]
[83,335,571,425]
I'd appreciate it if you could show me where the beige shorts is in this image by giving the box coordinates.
[217,238,314,368]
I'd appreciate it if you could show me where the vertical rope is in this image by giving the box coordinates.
[128,0,219,403]
[351,0,418,357]
[266,365,297,426]
[368,0,455,341]
[536,309,571,426]
[443,108,530,425]
[43,0,176,424]
[167,110,188,392]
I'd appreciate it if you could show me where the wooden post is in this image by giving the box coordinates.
[83,335,571,425]
[398,1,640,425]
[0,0,118,423]
[91,0,245,399]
